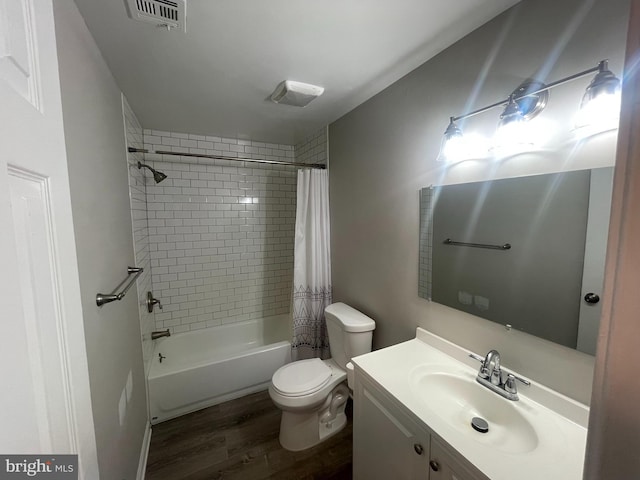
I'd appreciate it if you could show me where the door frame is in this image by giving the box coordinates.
[584,0,640,477]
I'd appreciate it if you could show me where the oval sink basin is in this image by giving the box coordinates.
[409,366,539,454]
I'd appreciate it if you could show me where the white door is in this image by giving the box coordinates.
[576,167,614,355]
[0,0,98,476]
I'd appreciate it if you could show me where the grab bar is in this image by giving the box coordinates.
[443,238,511,251]
[96,267,144,307]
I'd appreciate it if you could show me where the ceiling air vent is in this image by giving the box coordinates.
[126,0,187,32]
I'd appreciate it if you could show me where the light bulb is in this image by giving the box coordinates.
[493,120,532,156]
[574,60,621,134]
[492,96,533,155]
[438,133,489,163]
[574,90,621,133]
[437,118,464,163]
[441,135,466,162]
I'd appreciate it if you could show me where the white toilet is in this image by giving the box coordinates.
[269,302,375,451]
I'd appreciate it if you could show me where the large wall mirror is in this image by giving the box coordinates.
[419,167,614,355]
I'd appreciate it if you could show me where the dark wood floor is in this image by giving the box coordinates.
[145,390,353,480]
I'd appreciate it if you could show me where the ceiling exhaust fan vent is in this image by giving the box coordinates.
[126,0,187,32]
[270,81,324,107]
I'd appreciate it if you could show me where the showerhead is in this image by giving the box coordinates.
[137,161,167,183]
[152,170,167,183]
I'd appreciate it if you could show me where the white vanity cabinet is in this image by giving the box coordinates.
[354,379,430,478]
[354,372,487,480]
[429,439,486,480]
[351,329,589,480]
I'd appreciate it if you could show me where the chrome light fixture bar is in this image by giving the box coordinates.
[438,59,621,161]
[450,60,615,124]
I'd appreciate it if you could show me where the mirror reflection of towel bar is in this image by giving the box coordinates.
[443,238,511,250]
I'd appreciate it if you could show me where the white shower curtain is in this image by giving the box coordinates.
[291,169,332,361]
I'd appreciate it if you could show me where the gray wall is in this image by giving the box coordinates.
[329,0,629,404]
[54,2,147,478]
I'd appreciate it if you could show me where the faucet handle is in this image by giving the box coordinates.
[504,374,518,394]
[147,291,163,312]
[505,373,531,394]
[508,372,531,386]
[469,353,485,363]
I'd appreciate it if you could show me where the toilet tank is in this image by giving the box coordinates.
[325,303,375,370]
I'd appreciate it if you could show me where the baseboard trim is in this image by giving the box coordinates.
[136,422,152,480]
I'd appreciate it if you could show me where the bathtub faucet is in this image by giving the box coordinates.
[147,291,163,313]
[151,329,170,340]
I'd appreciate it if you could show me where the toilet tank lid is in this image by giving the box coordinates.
[325,302,376,332]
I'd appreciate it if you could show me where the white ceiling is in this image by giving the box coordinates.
[72,0,520,145]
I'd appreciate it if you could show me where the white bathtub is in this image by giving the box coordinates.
[149,314,291,424]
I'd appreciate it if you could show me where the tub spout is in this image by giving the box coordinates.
[151,329,170,340]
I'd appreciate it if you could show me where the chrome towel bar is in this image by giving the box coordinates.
[443,238,511,250]
[96,266,144,307]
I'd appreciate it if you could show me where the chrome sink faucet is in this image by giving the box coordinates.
[470,350,530,401]
[482,349,501,385]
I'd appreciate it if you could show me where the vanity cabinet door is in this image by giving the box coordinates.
[428,439,487,480]
[354,383,430,480]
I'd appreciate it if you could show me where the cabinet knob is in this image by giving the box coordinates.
[413,443,424,455]
[429,460,440,472]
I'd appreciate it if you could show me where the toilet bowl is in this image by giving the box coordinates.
[269,302,375,451]
[269,358,349,451]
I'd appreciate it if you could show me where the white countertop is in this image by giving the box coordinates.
[351,328,589,480]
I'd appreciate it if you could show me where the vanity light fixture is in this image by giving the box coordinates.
[437,117,464,162]
[498,94,525,127]
[493,94,529,153]
[438,59,621,162]
[574,60,621,131]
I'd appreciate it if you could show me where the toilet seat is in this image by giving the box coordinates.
[272,358,332,397]
[269,358,347,412]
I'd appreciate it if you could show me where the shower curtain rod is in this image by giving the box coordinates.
[128,147,327,169]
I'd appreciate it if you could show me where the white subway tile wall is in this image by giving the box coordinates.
[143,130,301,333]
[418,187,433,300]
[123,96,155,373]
[295,127,328,166]
[130,127,329,334]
